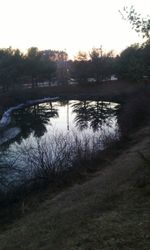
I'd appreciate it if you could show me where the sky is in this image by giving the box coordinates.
[0,0,149,59]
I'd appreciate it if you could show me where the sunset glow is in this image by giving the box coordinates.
[0,0,149,58]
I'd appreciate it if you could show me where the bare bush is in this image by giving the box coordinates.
[0,129,119,192]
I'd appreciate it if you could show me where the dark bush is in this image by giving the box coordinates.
[118,85,150,135]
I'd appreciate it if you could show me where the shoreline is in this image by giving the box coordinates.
[0,80,145,114]
[0,97,59,129]
[0,94,120,145]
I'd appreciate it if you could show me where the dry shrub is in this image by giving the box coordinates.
[0,129,119,202]
[118,85,150,135]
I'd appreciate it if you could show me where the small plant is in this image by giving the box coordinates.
[137,152,150,191]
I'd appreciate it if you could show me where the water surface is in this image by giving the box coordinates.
[0,100,121,187]
[10,100,120,143]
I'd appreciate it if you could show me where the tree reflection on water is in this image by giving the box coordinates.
[72,101,91,130]
[72,101,120,132]
[9,100,120,146]
[0,100,121,189]
[12,102,58,140]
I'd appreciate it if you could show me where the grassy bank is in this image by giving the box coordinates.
[0,123,150,249]
[0,80,150,249]
[0,131,124,224]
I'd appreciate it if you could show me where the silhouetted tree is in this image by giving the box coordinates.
[90,48,115,83]
[25,47,56,87]
[0,48,25,92]
[117,7,150,80]
[121,6,150,39]
[141,41,150,79]
[90,48,102,83]
[116,44,143,80]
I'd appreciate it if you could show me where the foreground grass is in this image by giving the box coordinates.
[0,124,150,249]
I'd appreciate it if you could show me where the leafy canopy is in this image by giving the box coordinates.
[120,6,150,39]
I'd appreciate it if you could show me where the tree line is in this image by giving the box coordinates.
[0,5,150,93]
[0,47,57,92]
[71,4,150,84]
[69,41,150,84]
[0,42,150,92]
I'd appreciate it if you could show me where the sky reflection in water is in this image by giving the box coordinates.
[0,100,121,186]
[9,100,120,147]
